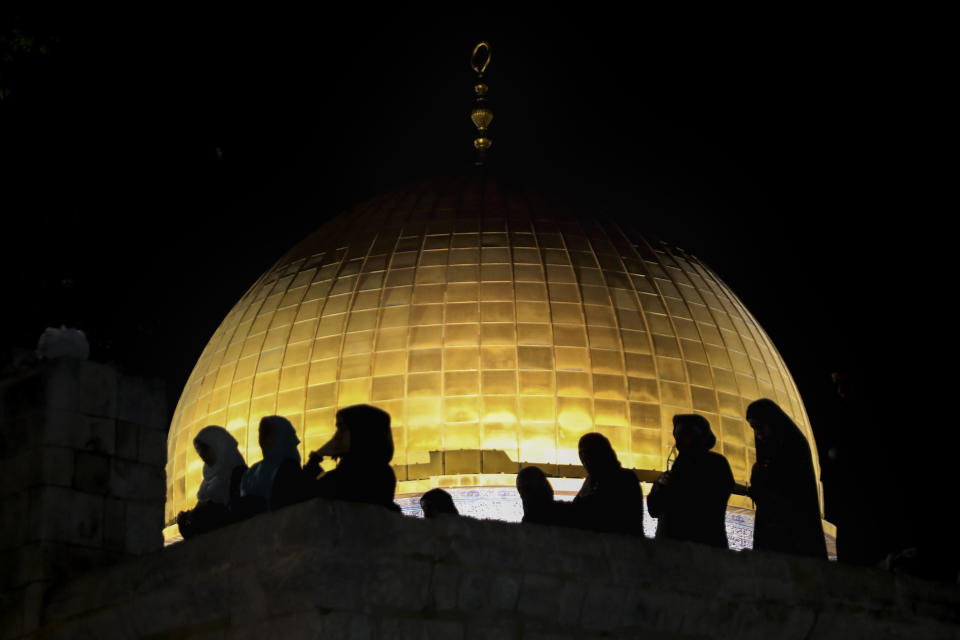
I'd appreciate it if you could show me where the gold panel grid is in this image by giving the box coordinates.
[165,178,818,524]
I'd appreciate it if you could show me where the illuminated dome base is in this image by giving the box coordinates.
[166,176,822,539]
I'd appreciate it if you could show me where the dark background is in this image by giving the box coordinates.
[1,11,949,498]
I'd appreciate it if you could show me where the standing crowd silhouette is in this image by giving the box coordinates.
[176,395,956,582]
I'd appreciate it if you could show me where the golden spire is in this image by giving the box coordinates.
[470,42,493,166]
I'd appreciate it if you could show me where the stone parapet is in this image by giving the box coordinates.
[0,359,167,637]
[27,498,960,640]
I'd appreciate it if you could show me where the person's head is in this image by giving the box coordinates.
[672,414,716,453]
[516,466,553,505]
[258,415,300,459]
[194,425,240,468]
[745,398,795,447]
[831,369,861,401]
[333,404,393,464]
[578,432,620,476]
[420,488,458,518]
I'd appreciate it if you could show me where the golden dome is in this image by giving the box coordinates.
[165,176,819,525]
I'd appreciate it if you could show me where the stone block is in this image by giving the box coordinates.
[43,409,116,455]
[22,582,46,635]
[464,622,521,640]
[39,486,104,547]
[0,448,34,497]
[895,574,960,624]
[117,373,167,429]
[1,490,40,550]
[44,358,118,418]
[579,583,628,632]
[124,585,213,638]
[362,557,433,611]
[41,446,75,488]
[110,459,165,501]
[448,536,519,569]
[125,501,163,555]
[257,552,364,612]
[377,617,465,640]
[517,573,565,617]
[430,563,461,611]
[137,425,167,467]
[458,569,523,613]
[315,611,375,640]
[0,588,26,640]
[103,498,127,552]
[556,579,586,626]
[73,451,111,495]
[115,419,139,460]
[249,610,325,638]
[0,406,48,460]
[5,543,43,587]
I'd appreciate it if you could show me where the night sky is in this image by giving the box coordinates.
[1,12,948,473]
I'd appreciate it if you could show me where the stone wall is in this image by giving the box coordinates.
[29,498,960,640]
[0,359,167,637]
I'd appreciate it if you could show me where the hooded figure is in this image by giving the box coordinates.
[747,399,826,559]
[517,466,577,528]
[573,433,645,536]
[305,404,399,511]
[647,414,733,548]
[420,488,459,519]
[238,415,310,515]
[176,425,248,538]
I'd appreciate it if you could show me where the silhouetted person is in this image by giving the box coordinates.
[176,425,247,538]
[236,415,311,517]
[747,399,827,559]
[827,369,895,566]
[517,466,578,527]
[647,414,733,548]
[305,404,399,512]
[420,488,458,518]
[573,433,645,536]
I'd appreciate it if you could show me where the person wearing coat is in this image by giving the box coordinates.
[573,432,645,536]
[746,398,827,559]
[304,404,400,512]
[236,415,311,517]
[647,414,734,548]
[176,425,247,538]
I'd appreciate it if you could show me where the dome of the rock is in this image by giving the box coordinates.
[164,176,822,544]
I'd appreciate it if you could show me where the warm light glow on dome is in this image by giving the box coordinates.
[164,177,820,526]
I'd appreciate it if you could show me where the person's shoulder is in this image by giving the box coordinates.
[705,450,731,465]
[617,467,641,486]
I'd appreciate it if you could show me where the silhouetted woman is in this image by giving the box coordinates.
[236,416,311,517]
[176,425,247,538]
[573,433,645,536]
[304,404,399,511]
[517,466,577,528]
[647,414,733,548]
[747,399,827,559]
[420,488,459,518]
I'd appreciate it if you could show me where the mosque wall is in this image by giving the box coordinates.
[28,498,960,639]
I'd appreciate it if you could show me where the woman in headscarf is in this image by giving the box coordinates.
[175,425,247,538]
[572,432,645,536]
[304,404,399,511]
[236,415,311,517]
[746,398,827,559]
[647,414,734,548]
